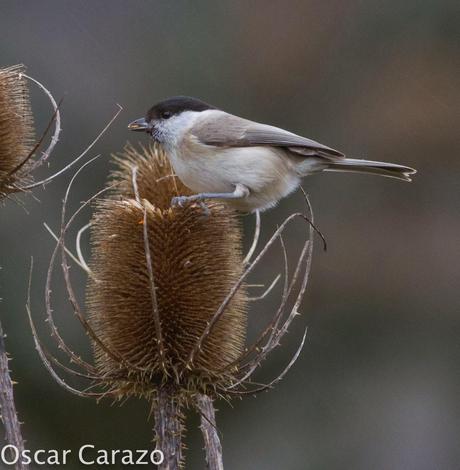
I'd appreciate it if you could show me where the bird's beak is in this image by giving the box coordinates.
[128,117,149,132]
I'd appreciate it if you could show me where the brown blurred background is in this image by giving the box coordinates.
[1,1,459,469]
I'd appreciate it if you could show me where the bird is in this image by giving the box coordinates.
[128,96,416,213]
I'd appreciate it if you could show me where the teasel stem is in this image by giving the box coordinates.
[0,323,28,470]
[197,394,224,470]
[153,387,184,470]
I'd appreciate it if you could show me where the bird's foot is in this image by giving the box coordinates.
[171,195,191,207]
[171,196,210,217]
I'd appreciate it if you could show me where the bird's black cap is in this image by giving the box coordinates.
[146,96,216,121]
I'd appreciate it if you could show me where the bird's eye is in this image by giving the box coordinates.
[161,111,172,119]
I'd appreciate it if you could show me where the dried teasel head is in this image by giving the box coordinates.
[29,143,313,401]
[0,64,124,200]
[86,144,248,399]
[0,65,35,196]
[28,142,313,469]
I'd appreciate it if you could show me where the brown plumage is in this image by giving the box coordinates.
[86,144,247,398]
[0,65,35,196]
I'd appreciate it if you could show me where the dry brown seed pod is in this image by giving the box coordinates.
[0,64,35,196]
[86,144,248,399]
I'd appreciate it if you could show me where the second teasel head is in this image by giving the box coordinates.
[86,144,248,399]
[0,65,35,197]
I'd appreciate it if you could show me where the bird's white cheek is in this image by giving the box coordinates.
[159,112,201,148]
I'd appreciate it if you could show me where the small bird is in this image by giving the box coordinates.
[128,96,416,212]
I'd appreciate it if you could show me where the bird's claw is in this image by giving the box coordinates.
[198,201,210,217]
[171,196,210,217]
[171,196,188,207]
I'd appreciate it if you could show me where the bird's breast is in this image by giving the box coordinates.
[168,137,233,193]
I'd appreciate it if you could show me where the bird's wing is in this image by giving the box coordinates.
[192,110,344,158]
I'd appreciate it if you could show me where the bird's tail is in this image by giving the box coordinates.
[323,158,416,182]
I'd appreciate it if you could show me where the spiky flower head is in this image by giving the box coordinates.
[0,65,35,197]
[86,144,248,400]
[29,141,313,470]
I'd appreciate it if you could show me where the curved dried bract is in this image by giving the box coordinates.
[22,103,122,191]
[0,65,35,197]
[243,209,260,266]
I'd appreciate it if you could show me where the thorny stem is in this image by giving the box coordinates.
[0,322,28,470]
[153,388,184,470]
[197,394,224,470]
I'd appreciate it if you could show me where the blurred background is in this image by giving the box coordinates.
[1,1,459,469]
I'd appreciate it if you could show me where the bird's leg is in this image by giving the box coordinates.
[171,183,250,209]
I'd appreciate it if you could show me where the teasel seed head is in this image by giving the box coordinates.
[86,144,248,399]
[29,141,313,469]
[0,65,35,196]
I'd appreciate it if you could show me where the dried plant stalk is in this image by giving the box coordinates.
[0,64,35,470]
[153,387,185,469]
[0,64,124,470]
[196,394,224,470]
[0,324,28,470]
[0,64,122,469]
[0,64,35,196]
